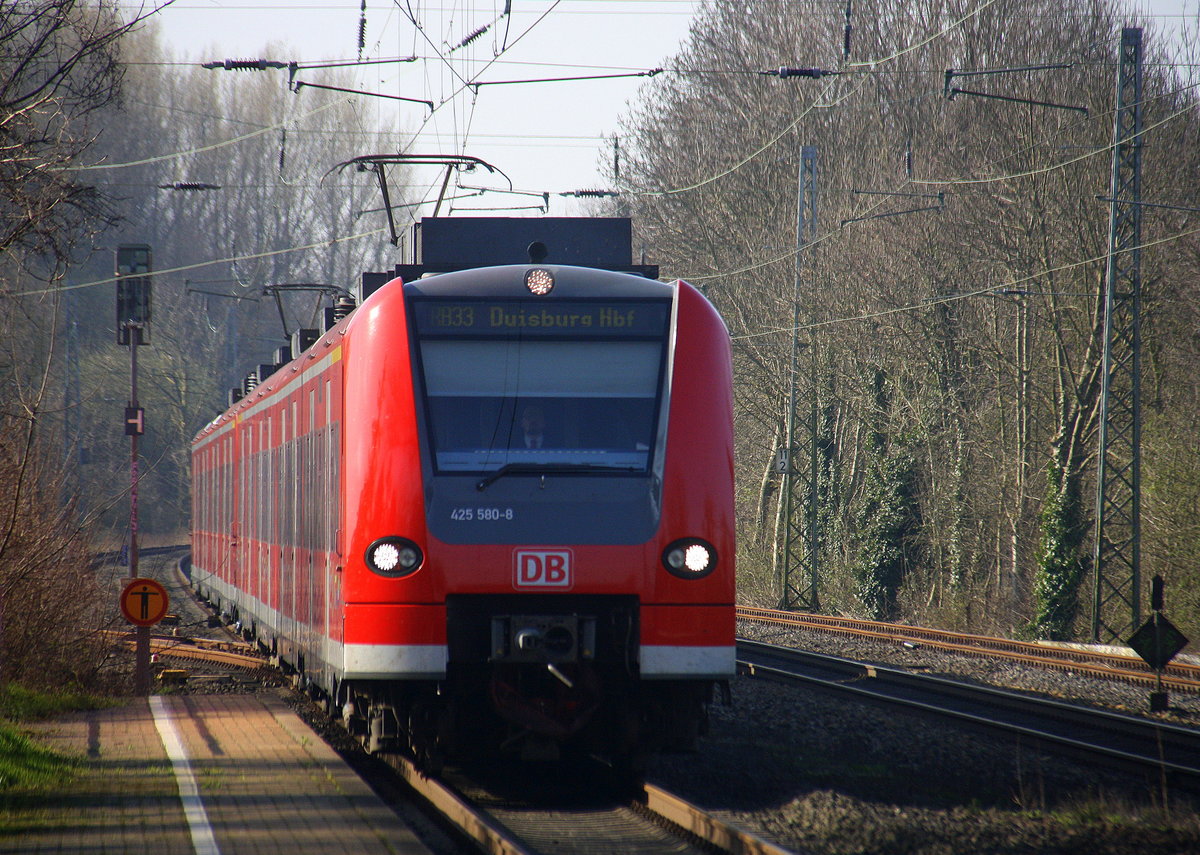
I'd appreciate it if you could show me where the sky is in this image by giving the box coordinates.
[145,0,1195,221]
[146,1,703,217]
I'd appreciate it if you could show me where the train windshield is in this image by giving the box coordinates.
[412,299,670,473]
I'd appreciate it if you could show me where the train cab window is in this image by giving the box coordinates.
[418,337,665,473]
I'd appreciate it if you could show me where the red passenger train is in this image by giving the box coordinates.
[190,218,734,766]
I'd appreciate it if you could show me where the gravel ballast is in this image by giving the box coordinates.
[644,621,1200,855]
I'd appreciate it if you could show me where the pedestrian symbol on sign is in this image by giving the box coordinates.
[119,578,169,626]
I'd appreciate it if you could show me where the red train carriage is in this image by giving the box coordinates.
[191,218,734,765]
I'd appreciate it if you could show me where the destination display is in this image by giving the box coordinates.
[413,299,670,337]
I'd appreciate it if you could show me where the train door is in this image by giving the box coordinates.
[290,396,308,670]
[239,427,250,628]
[289,399,301,653]
[216,438,227,600]
[323,377,340,658]
[305,388,320,676]
[261,418,272,635]
[223,432,238,620]
[249,423,260,619]
[280,403,290,644]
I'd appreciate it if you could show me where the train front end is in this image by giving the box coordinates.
[342,230,734,765]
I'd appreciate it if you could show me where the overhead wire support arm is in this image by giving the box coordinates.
[946,87,1088,116]
[291,79,434,111]
[991,288,1094,298]
[468,68,663,89]
[852,189,943,200]
[943,63,1073,89]
[944,64,1087,116]
[185,286,259,302]
[1095,196,1200,215]
[203,58,431,110]
[842,191,944,227]
[205,57,419,72]
[297,56,419,70]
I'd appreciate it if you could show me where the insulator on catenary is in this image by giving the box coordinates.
[843,0,853,59]
[357,0,367,59]
[775,67,830,78]
[202,58,286,71]
[158,182,221,191]
[453,24,489,51]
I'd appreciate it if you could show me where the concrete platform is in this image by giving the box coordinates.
[6,692,433,855]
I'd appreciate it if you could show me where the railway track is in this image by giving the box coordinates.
[738,606,1200,693]
[108,629,268,671]
[106,554,1200,850]
[738,638,1200,791]
[376,748,791,855]
[157,553,786,854]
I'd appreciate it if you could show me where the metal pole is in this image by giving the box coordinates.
[1091,27,1143,642]
[130,326,149,696]
[778,146,819,610]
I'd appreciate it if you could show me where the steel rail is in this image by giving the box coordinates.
[738,639,1200,789]
[738,606,1200,693]
[382,752,537,855]
[109,631,267,670]
[147,640,266,670]
[379,749,788,855]
[641,784,792,855]
[164,555,781,852]
[103,627,258,655]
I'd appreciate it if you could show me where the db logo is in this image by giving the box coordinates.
[514,549,573,589]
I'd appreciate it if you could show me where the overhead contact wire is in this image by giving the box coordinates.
[66,99,346,171]
[633,0,1004,198]
[7,228,389,299]
[726,223,1200,341]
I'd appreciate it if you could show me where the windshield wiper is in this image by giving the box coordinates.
[476,462,639,491]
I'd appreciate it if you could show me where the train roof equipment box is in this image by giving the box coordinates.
[359,217,658,301]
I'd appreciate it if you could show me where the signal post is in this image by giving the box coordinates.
[115,245,153,694]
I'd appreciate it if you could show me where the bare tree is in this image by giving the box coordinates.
[62,26,409,537]
[614,0,1200,640]
[0,1,166,689]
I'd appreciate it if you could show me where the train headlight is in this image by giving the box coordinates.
[524,268,554,295]
[662,538,717,579]
[365,537,424,577]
